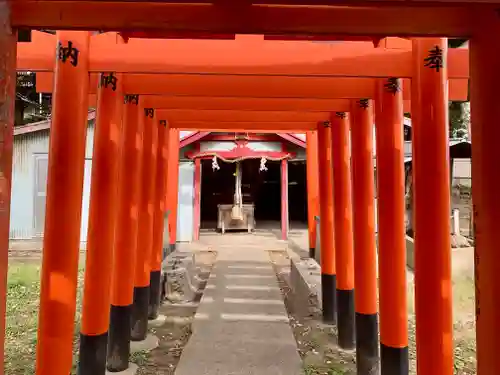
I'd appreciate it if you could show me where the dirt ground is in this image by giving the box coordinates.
[5,250,216,375]
[269,248,476,375]
[137,251,216,375]
[269,250,356,375]
[5,240,475,375]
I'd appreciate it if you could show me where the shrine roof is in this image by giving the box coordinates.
[13,114,306,150]
[14,111,96,136]
[179,131,306,148]
[13,113,412,140]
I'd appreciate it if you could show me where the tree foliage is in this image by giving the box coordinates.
[449,101,470,140]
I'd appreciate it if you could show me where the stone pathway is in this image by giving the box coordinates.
[175,234,302,375]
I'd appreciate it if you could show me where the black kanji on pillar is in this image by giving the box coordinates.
[124,94,139,105]
[336,112,347,119]
[424,46,444,72]
[384,77,401,95]
[323,121,331,128]
[159,120,167,127]
[144,108,154,118]
[57,41,80,67]
[358,99,369,109]
[99,73,118,91]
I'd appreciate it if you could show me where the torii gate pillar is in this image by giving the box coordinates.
[35,31,90,375]
[149,119,169,320]
[412,38,453,375]
[375,77,408,375]
[78,72,123,375]
[331,112,355,350]
[131,108,158,341]
[470,19,500,375]
[306,131,319,258]
[108,95,144,372]
[0,4,16,374]
[350,99,379,375]
[317,121,336,324]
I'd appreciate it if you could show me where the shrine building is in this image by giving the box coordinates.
[7,113,418,244]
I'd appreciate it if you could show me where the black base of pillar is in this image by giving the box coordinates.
[107,305,132,372]
[148,270,162,320]
[77,332,108,375]
[309,247,315,258]
[337,289,356,349]
[356,312,379,375]
[380,343,409,375]
[321,273,337,324]
[131,286,150,341]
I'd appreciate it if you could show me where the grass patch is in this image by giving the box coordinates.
[5,263,41,375]
[5,262,84,375]
[452,275,476,375]
[407,273,476,375]
[303,363,348,375]
[131,350,150,367]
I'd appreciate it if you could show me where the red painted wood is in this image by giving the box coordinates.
[278,133,306,148]
[281,159,289,240]
[185,142,295,161]
[179,131,210,148]
[205,134,282,142]
[0,12,16,374]
[120,31,236,41]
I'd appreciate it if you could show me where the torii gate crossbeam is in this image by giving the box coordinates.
[17,31,469,78]
[10,2,487,37]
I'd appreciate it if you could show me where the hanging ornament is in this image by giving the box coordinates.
[212,156,220,171]
[259,157,268,172]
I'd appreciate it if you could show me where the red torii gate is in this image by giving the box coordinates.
[17,32,466,375]
[15,29,470,375]
[0,2,496,375]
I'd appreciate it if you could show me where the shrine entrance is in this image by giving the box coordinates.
[288,160,308,229]
[199,158,283,233]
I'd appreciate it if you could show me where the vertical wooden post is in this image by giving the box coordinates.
[412,38,453,375]
[0,5,16,374]
[149,119,169,320]
[350,99,379,374]
[193,158,202,241]
[281,159,289,240]
[107,94,143,372]
[469,19,500,375]
[167,128,180,252]
[317,121,336,323]
[375,77,408,375]
[35,31,90,375]
[331,112,355,349]
[78,73,123,375]
[306,131,319,258]
[131,107,158,341]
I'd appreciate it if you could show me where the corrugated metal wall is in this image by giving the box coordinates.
[10,123,95,240]
[176,161,195,242]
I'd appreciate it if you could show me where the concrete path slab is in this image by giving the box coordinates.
[130,334,159,353]
[175,236,302,375]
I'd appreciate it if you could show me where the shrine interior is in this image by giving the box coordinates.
[200,158,281,231]
[200,158,307,232]
[288,160,308,228]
